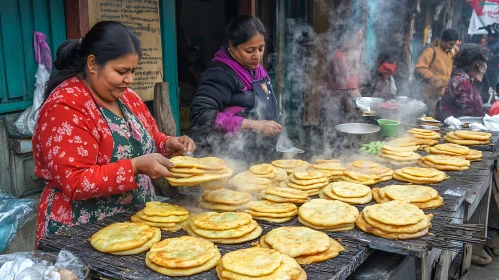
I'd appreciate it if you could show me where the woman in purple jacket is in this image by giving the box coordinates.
[189,15,281,164]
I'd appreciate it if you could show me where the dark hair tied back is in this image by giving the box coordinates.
[453,43,487,73]
[227,15,267,47]
[44,21,141,100]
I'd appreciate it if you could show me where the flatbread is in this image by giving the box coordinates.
[371,188,391,203]
[143,201,189,217]
[264,226,330,257]
[363,200,425,226]
[411,195,444,209]
[363,212,432,234]
[111,227,161,255]
[170,156,226,170]
[454,130,491,141]
[146,249,221,276]
[243,200,298,213]
[166,168,233,187]
[297,216,355,232]
[244,209,298,218]
[419,159,469,171]
[328,181,370,198]
[433,143,470,155]
[170,167,227,174]
[399,167,443,178]
[136,210,188,223]
[289,173,328,185]
[198,198,241,211]
[252,216,295,223]
[202,189,252,205]
[249,163,275,175]
[314,159,341,164]
[192,212,251,230]
[382,145,419,152]
[148,236,215,268]
[272,159,306,169]
[312,162,346,171]
[185,223,262,244]
[383,184,438,203]
[131,215,175,228]
[189,219,258,239]
[356,213,429,240]
[264,186,309,199]
[320,189,372,205]
[423,155,470,167]
[340,175,381,186]
[273,168,288,182]
[218,250,304,279]
[295,238,344,264]
[261,194,310,204]
[298,199,359,227]
[89,222,155,253]
[378,152,422,162]
[286,179,329,191]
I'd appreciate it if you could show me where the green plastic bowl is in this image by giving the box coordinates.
[377,119,400,137]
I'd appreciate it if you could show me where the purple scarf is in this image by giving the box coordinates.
[212,47,267,90]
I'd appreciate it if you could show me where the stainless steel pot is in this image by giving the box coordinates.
[335,123,380,134]
[334,123,381,154]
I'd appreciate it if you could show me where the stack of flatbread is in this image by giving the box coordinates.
[372,184,443,209]
[198,188,252,212]
[309,161,346,181]
[185,212,262,244]
[259,186,310,204]
[319,182,372,204]
[393,167,447,184]
[145,236,221,276]
[248,163,288,186]
[228,171,271,193]
[272,159,310,174]
[377,145,421,167]
[166,156,233,189]
[356,200,433,240]
[259,227,344,264]
[425,143,482,161]
[283,170,330,196]
[419,154,470,171]
[216,248,306,280]
[298,199,359,231]
[242,200,298,223]
[132,201,188,231]
[385,137,437,149]
[89,222,161,255]
[340,171,385,186]
[407,128,441,140]
[347,160,393,180]
[445,130,492,146]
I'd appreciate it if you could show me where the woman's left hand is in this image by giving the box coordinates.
[166,136,196,155]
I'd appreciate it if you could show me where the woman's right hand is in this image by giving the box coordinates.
[130,153,174,179]
[252,120,282,137]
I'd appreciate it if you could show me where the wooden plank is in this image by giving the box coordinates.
[63,0,89,39]
[0,116,12,196]
[19,0,36,98]
[32,0,50,35]
[1,0,28,99]
[465,173,492,220]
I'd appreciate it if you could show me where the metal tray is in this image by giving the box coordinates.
[458,116,484,124]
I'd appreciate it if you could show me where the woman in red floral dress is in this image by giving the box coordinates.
[33,21,196,245]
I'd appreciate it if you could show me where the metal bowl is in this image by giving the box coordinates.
[458,116,484,124]
[420,125,440,131]
[335,123,380,135]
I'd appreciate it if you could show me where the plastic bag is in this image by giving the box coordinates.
[444,116,462,130]
[13,64,50,136]
[0,250,88,280]
[0,192,37,253]
[483,114,499,131]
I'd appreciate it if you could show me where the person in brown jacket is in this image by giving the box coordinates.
[415,29,459,117]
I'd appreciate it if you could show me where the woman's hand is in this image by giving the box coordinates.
[131,153,174,179]
[243,119,282,137]
[165,136,196,155]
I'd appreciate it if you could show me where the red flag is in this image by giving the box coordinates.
[468,0,499,16]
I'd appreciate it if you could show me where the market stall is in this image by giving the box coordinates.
[36,127,497,280]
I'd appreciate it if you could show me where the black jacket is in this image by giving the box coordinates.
[190,61,255,128]
[189,61,277,163]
